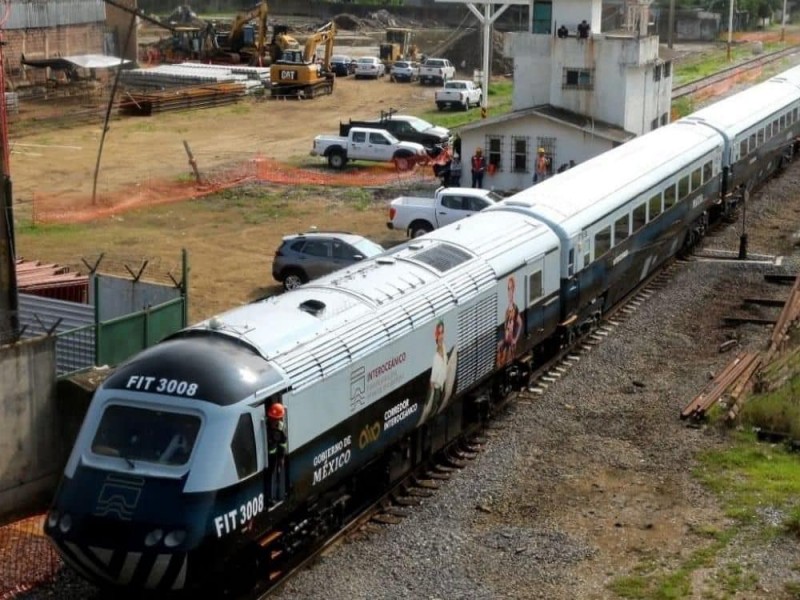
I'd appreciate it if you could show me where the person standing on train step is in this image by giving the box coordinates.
[267,403,287,501]
[471,147,486,188]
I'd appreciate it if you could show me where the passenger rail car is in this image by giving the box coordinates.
[44,64,800,594]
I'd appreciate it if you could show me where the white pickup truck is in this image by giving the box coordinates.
[418,58,456,86]
[387,186,503,237]
[435,80,482,111]
[311,126,427,169]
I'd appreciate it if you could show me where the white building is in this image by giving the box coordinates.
[456,0,673,193]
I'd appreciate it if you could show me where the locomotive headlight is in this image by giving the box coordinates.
[47,510,59,529]
[144,529,164,547]
[59,513,72,533]
[164,529,187,548]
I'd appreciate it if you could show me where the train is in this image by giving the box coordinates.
[44,64,800,593]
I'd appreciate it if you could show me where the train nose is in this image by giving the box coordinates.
[51,537,188,591]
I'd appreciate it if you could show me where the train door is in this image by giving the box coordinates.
[263,397,288,507]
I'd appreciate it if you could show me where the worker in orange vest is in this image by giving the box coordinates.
[471,147,486,188]
[533,147,550,184]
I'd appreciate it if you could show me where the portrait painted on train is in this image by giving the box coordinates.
[419,319,458,424]
[496,275,523,368]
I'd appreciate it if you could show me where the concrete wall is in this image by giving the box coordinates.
[0,337,61,520]
[506,32,669,136]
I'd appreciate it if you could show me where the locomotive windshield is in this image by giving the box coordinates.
[91,405,201,466]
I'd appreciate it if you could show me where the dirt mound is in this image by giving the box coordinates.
[427,29,511,76]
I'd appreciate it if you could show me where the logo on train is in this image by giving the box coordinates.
[358,422,381,449]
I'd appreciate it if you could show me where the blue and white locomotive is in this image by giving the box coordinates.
[44,65,800,593]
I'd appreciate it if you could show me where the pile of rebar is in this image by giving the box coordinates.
[680,272,800,422]
[117,81,247,116]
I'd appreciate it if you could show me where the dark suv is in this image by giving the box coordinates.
[339,114,451,150]
[272,232,385,290]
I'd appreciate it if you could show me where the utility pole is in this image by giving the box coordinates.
[0,0,18,345]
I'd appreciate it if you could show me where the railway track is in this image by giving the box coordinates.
[672,45,800,99]
[246,259,693,599]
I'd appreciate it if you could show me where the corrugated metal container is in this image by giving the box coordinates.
[6,0,105,29]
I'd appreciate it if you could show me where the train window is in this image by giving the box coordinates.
[568,248,575,276]
[632,203,646,232]
[739,139,748,157]
[664,185,676,209]
[648,193,662,220]
[91,405,201,466]
[793,108,798,123]
[780,115,786,130]
[595,226,611,258]
[758,128,765,145]
[679,176,689,199]
[748,134,756,152]
[773,119,779,133]
[231,413,257,479]
[614,214,629,244]
[787,111,793,126]
[690,169,701,192]
[703,161,713,182]
[528,271,543,304]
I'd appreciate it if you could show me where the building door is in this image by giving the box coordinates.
[533,1,553,34]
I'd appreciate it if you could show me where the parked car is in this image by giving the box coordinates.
[419,58,456,85]
[435,80,482,111]
[330,55,356,76]
[387,186,502,237]
[272,231,385,290]
[390,60,419,82]
[354,56,386,79]
[312,126,427,169]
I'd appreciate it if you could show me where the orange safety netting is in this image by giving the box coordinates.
[31,154,442,225]
[0,514,61,600]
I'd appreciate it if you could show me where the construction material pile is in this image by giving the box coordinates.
[118,62,269,115]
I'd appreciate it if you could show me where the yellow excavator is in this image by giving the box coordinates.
[222,0,269,64]
[270,21,336,99]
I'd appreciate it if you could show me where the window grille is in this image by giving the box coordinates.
[486,135,503,171]
[562,68,594,90]
[511,136,529,173]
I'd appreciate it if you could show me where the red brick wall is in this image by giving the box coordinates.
[4,23,106,86]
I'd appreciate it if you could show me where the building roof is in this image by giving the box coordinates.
[458,104,635,145]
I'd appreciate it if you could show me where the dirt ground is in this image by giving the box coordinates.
[11,76,442,320]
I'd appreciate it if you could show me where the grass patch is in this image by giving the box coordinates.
[420,80,513,130]
[670,97,695,120]
[695,432,800,523]
[739,385,800,439]
[607,530,735,599]
[671,41,788,87]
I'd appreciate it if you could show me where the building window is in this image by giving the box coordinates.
[487,135,502,171]
[563,68,593,90]
[651,117,659,131]
[661,112,669,126]
[664,61,672,77]
[512,136,529,173]
[653,64,662,82]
